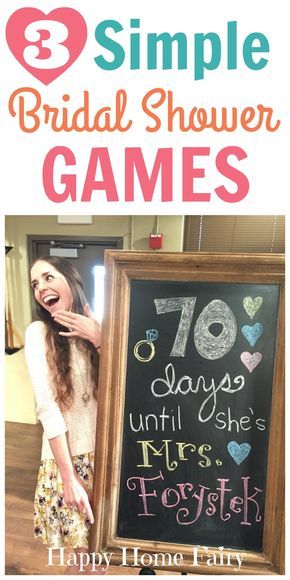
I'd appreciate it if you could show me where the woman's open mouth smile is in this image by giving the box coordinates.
[42,294,60,311]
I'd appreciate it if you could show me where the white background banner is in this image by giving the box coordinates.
[0,0,288,215]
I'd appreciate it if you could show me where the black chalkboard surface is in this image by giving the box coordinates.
[117,280,279,551]
[91,252,284,574]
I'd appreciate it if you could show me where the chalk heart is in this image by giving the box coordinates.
[227,441,251,465]
[6,8,87,85]
[243,296,263,319]
[240,351,262,373]
[241,323,263,347]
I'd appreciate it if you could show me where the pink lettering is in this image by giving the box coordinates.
[125,148,173,201]
[206,492,218,516]
[161,487,180,508]
[126,472,263,528]
[182,147,211,201]
[215,146,249,202]
[126,471,164,516]
[241,476,263,525]
[217,478,232,521]
[43,146,76,202]
[81,148,118,201]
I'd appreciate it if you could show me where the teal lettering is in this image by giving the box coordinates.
[243,33,269,70]
[94,20,125,70]
[227,21,237,69]
[147,33,187,69]
[130,19,141,69]
[194,32,221,80]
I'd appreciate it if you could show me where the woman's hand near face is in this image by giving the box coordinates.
[51,304,101,348]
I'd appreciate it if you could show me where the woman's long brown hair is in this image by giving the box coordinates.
[30,256,99,410]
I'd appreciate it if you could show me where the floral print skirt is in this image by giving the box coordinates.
[34,452,94,548]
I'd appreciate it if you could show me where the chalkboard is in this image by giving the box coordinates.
[117,279,279,551]
[91,252,284,574]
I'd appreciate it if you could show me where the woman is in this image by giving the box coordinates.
[25,256,103,574]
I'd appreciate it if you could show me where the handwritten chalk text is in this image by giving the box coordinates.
[127,471,263,525]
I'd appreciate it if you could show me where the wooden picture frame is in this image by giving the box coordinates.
[90,251,284,575]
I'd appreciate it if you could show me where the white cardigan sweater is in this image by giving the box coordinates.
[25,321,97,460]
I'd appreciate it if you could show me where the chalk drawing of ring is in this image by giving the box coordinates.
[133,339,155,362]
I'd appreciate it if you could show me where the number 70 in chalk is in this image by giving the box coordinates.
[154,297,237,361]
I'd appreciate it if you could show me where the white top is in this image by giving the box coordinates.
[25,321,97,460]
